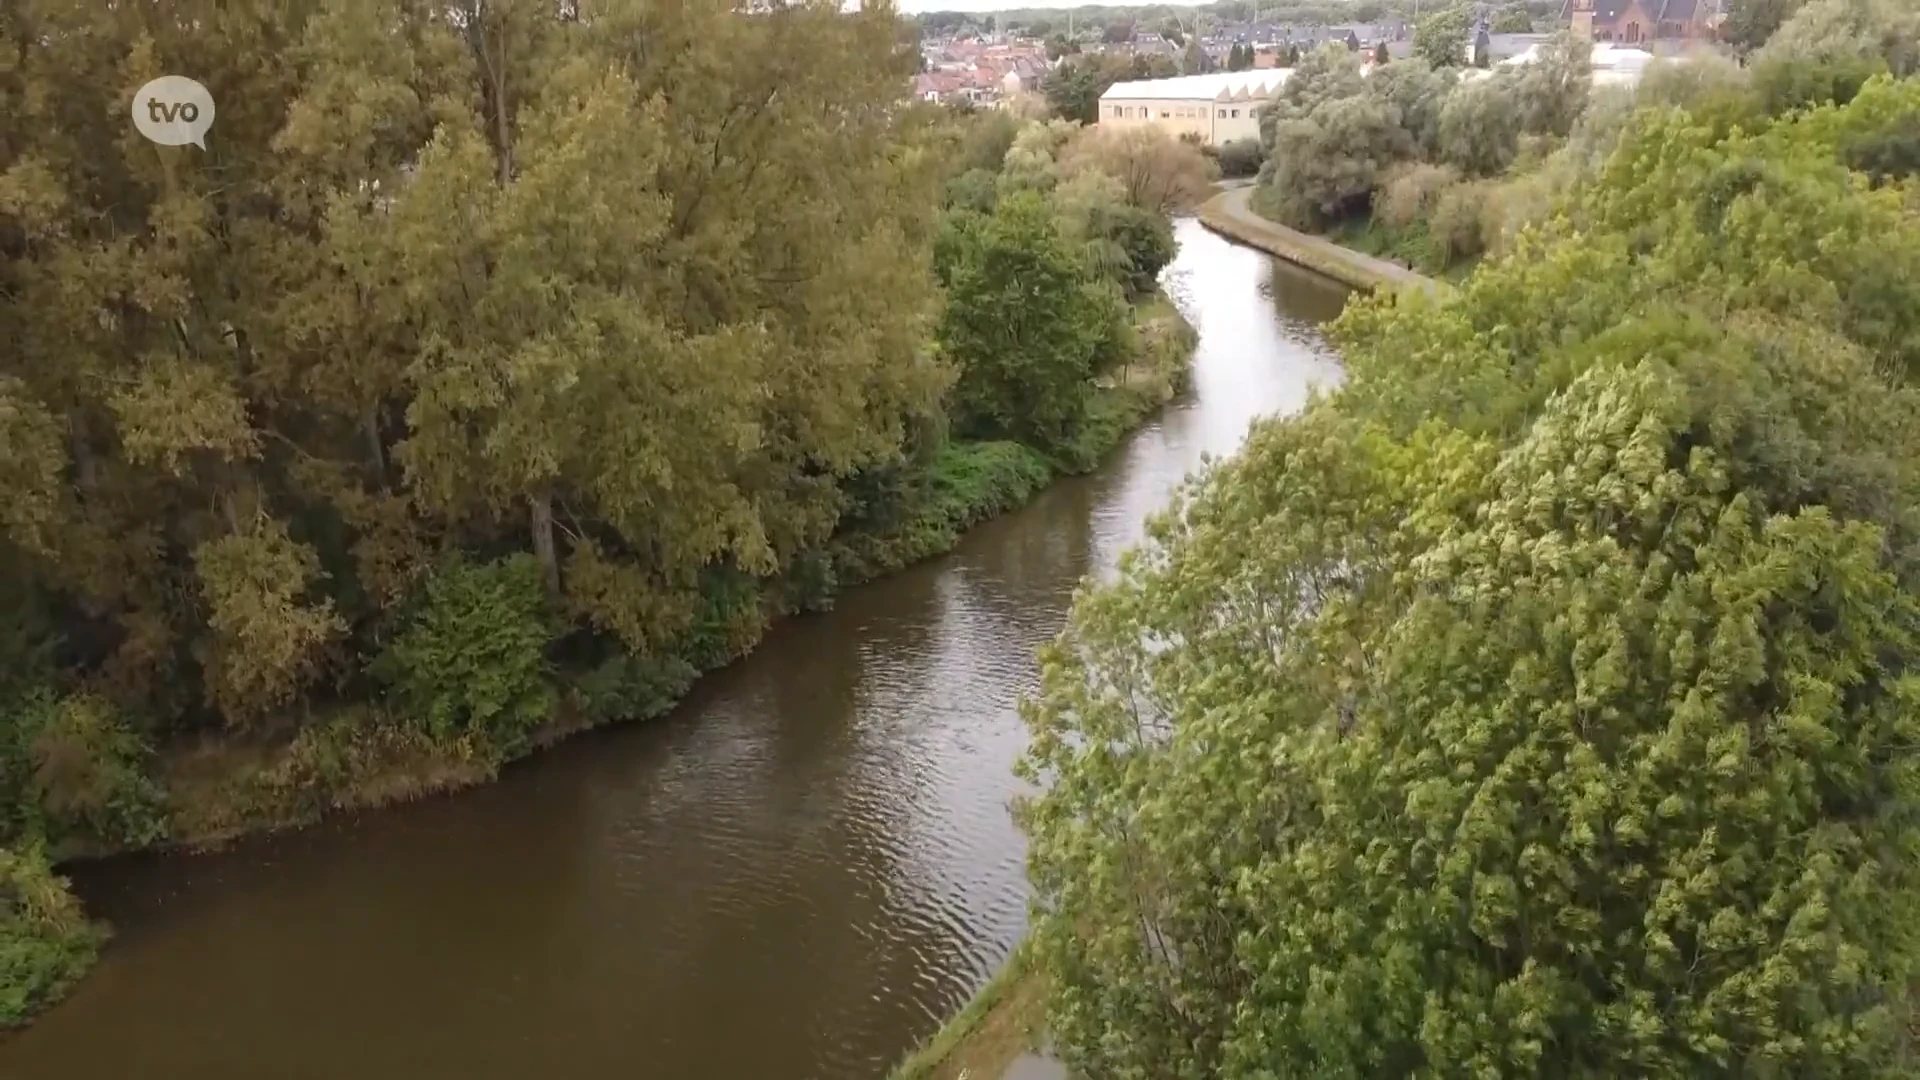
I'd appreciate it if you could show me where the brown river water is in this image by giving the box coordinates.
[0,220,1348,1080]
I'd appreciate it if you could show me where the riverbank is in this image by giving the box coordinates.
[1198,185,1441,297]
[151,295,1195,853]
[887,945,1051,1080]
[4,293,1197,1032]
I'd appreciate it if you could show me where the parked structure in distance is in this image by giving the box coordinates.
[1097,71,1291,147]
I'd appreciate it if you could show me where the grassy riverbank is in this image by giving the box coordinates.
[3,296,1196,1030]
[888,945,1050,1080]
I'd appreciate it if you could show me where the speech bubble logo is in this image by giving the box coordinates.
[131,76,215,149]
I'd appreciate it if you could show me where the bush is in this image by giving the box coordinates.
[0,842,103,1028]
[1427,179,1495,265]
[1438,74,1524,176]
[1373,161,1461,228]
[924,440,1055,527]
[1103,204,1177,299]
[572,652,699,727]
[679,569,767,671]
[828,439,1054,581]
[1752,0,1920,113]
[0,690,164,852]
[374,555,558,759]
[1215,137,1266,178]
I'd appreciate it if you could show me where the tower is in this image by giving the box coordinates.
[1570,0,1596,40]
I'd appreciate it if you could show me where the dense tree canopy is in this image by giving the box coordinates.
[1022,72,1920,1080]
[0,0,1203,1027]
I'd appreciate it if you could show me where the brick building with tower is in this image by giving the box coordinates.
[1563,0,1717,44]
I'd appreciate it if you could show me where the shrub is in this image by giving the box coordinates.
[1373,161,1461,228]
[1751,0,1920,113]
[0,842,103,1028]
[1059,125,1218,215]
[1215,137,1265,178]
[679,568,767,671]
[1427,179,1495,265]
[0,690,164,852]
[1438,74,1524,176]
[572,652,699,727]
[374,555,558,759]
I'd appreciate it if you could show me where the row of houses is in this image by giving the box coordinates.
[913,38,1049,107]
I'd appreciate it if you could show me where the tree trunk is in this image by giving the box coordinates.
[530,488,559,594]
[363,403,388,484]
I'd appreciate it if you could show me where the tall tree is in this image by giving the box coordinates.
[1021,87,1920,1080]
[936,193,1128,453]
[1724,0,1812,54]
[1413,4,1473,69]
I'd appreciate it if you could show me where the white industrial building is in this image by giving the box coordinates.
[1097,71,1293,147]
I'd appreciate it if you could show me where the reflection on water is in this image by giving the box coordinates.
[0,221,1347,1080]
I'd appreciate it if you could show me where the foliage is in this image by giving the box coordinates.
[1020,78,1920,1080]
[0,692,166,853]
[1491,5,1535,32]
[374,555,558,760]
[1426,177,1498,263]
[1215,137,1267,178]
[1724,0,1812,55]
[1058,125,1218,216]
[937,193,1131,453]
[1365,57,1456,159]
[1044,52,1178,124]
[0,0,979,806]
[1752,0,1920,112]
[0,843,103,1028]
[1414,4,1473,69]
[1259,46,1408,228]
[1374,161,1462,228]
[1439,75,1526,176]
[1509,34,1595,139]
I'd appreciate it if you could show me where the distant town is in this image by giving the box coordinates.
[912,1,1727,110]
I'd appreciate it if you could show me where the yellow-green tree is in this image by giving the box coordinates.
[1021,80,1920,1080]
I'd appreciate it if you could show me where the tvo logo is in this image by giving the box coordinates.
[131,76,215,149]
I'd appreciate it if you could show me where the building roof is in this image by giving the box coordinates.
[1499,41,1657,68]
[1100,70,1292,102]
[1559,0,1711,23]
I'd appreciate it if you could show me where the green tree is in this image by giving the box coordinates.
[1043,54,1113,124]
[1492,5,1535,32]
[1059,125,1219,216]
[1373,39,1391,65]
[1724,0,1812,54]
[1438,73,1525,175]
[1510,33,1594,137]
[1257,44,1406,225]
[936,193,1129,453]
[1182,37,1209,74]
[1414,4,1474,69]
[1020,85,1920,1080]
[1751,0,1920,112]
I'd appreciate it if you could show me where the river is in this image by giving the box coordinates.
[0,220,1348,1080]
